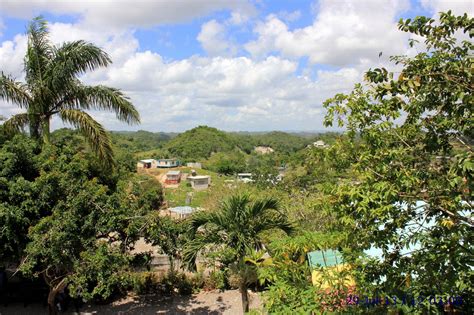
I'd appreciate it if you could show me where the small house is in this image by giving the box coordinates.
[165,170,181,184]
[187,175,211,190]
[313,140,327,148]
[156,158,180,168]
[254,146,274,154]
[307,249,355,288]
[237,173,253,183]
[137,159,155,169]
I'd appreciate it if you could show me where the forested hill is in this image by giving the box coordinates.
[111,130,177,152]
[164,126,240,160]
[109,126,334,160]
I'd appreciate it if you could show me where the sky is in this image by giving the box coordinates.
[0,0,472,132]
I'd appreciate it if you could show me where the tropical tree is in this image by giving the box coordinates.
[323,11,473,312]
[0,16,139,165]
[183,194,293,312]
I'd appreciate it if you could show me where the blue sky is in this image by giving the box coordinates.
[0,0,472,132]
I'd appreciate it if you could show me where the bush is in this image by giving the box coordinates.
[130,272,160,295]
[190,272,205,291]
[204,270,226,290]
[227,272,242,290]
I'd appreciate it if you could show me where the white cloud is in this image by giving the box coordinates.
[0,18,358,132]
[197,20,237,57]
[88,50,361,131]
[0,0,254,30]
[420,0,474,16]
[0,33,27,78]
[245,0,411,66]
[0,14,367,132]
[3,0,438,132]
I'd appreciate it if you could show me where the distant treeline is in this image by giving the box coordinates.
[110,126,341,160]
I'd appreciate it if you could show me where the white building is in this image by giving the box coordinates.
[187,175,211,190]
[137,159,155,169]
[313,140,328,148]
[237,173,254,183]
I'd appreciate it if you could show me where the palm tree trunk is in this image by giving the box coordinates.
[42,117,51,144]
[239,281,249,313]
[28,114,41,141]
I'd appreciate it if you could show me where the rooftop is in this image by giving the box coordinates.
[140,159,155,163]
[188,175,210,180]
[169,206,194,215]
[166,170,181,175]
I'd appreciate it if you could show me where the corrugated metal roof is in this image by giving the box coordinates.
[169,206,194,214]
[307,249,343,268]
[188,175,210,180]
[140,159,155,163]
[167,170,181,175]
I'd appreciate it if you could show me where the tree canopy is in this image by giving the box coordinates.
[323,10,473,307]
[0,16,139,166]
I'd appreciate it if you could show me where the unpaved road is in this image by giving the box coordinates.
[0,289,263,315]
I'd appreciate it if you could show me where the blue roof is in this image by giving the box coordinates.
[169,206,194,215]
[307,249,343,268]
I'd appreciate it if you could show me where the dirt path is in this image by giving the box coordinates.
[0,290,263,315]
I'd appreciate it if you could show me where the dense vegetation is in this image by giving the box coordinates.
[0,11,472,315]
[111,130,175,153]
[0,17,139,166]
[0,131,163,312]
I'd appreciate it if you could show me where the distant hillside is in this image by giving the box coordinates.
[111,130,176,152]
[164,126,240,161]
[111,127,338,161]
[251,131,310,153]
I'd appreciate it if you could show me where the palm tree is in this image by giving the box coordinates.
[183,194,293,312]
[0,17,139,165]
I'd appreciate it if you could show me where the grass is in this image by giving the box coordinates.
[162,167,231,208]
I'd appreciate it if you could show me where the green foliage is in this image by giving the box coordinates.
[205,270,227,291]
[111,130,174,153]
[257,232,353,313]
[129,271,194,296]
[67,244,131,301]
[0,17,139,166]
[182,193,293,312]
[0,133,163,305]
[323,11,473,312]
[205,151,246,175]
[144,215,186,271]
[165,126,239,161]
[183,194,294,270]
[252,131,310,153]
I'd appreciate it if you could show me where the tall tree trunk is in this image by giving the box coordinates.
[239,281,249,313]
[42,117,50,144]
[28,113,41,141]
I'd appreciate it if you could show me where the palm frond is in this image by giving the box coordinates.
[48,40,111,90]
[252,212,294,236]
[25,16,54,87]
[0,73,31,108]
[56,85,140,124]
[182,234,221,271]
[249,197,280,218]
[221,194,251,225]
[2,113,29,135]
[59,109,115,166]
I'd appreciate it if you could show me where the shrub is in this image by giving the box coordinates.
[130,272,160,295]
[204,270,226,290]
